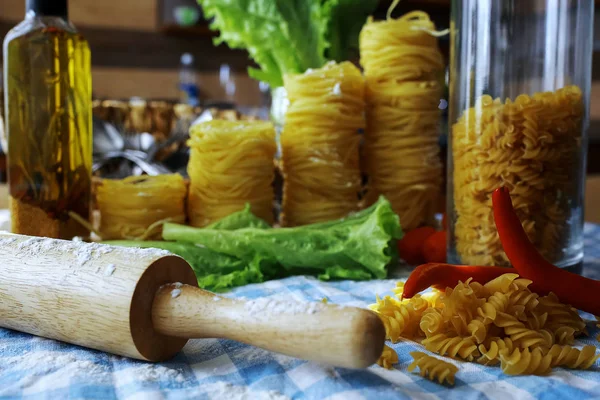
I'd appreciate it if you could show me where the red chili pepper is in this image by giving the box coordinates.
[397,227,437,265]
[423,230,447,263]
[492,187,600,316]
[402,263,515,299]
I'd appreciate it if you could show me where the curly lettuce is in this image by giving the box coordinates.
[108,197,402,291]
[198,0,377,87]
[163,196,402,281]
[200,0,327,87]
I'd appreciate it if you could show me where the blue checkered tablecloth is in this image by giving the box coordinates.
[2,224,600,400]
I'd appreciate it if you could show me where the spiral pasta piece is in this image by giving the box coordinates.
[377,344,399,369]
[281,61,364,226]
[509,289,539,312]
[477,337,515,366]
[420,308,445,337]
[359,11,444,230]
[525,312,548,331]
[553,326,577,346]
[477,292,510,323]
[452,86,584,265]
[484,273,520,294]
[509,327,551,349]
[499,348,552,375]
[422,334,479,360]
[97,174,187,240]
[538,292,586,335]
[370,293,428,341]
[547,345,600,369]
[187,120,276,227]
[467,319,488,344]
[408,351,459,385]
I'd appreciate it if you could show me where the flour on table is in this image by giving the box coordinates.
[133,364,185,383]
[235,346,272,364]
[272,353,296,368]
[213,296,221,302]
[4,351,108,382]
[201,381,290,400]
[171,288,182,298]
[0,352,111,398]
[244,297,325,316]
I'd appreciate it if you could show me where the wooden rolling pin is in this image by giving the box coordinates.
[0,233,385,369]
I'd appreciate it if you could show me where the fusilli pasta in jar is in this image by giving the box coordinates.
[451,87,584,266]
[448,0,592,270]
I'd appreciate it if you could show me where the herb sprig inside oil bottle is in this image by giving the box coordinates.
[3,0,92,239]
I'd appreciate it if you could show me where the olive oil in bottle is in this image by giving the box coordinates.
[3,0,92,239]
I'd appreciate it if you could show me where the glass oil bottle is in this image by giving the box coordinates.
[3,0,92,239]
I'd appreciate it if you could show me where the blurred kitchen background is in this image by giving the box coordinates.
[0,0,600,222]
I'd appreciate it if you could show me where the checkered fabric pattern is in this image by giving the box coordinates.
[2,223,600,399]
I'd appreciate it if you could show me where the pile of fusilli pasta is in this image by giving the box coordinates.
[452,86,583,266]
[359,11,444,231]
[280,61,364,226]
[370,273,599,383]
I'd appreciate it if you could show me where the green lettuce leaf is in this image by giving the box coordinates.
[107,197,402,291]
[104,209,269,292]
[104,240,263,292]
[200,0,327,87]
[163,196,402,280]
[207,203,271,230]
[323,0,379,62]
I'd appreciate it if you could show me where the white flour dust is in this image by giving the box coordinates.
[133,364,185,383]
[158,283,185,298]
[103,264,116,276]
[2,351,109,391]
[244,297,325,316]
[6,236,171,268]
[200,381,289,400]
[0,351,191,396]
[332,82,342,96]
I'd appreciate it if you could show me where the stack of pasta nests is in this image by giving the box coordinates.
[452,86,583,266]
[187,120,277,227]
[95,120,277,240]
[371,273,598,381]
[280,61,364,226]
[359,12,445,231]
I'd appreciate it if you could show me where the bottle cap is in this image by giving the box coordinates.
[26,0,68,18]
[181,53,193,66]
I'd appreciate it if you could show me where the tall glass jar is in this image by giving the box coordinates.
[448,0,593,272]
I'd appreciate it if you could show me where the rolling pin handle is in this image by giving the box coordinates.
[152,284,385,369]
